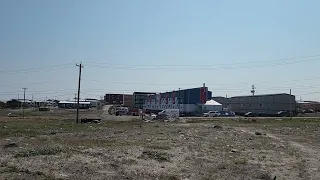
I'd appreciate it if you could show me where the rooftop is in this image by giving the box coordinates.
[231,93,293,98]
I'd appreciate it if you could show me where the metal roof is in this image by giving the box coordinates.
[231,93,292,98]
[59,101,91,104]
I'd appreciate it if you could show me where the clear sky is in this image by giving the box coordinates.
[1,0,320,101]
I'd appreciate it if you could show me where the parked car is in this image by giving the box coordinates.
[244,112,258,117]
[219,111,236,117]
[128,108,139,116]
[115,107,129,116]
[203,111,221,117]
[276,111,290,117]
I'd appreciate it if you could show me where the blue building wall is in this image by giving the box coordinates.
[155,87,212,104]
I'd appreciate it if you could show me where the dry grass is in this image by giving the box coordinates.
[15,146,65,158]
[0,110,320,180]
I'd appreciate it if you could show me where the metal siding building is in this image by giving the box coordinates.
[133,92,156,109]
[104,94,133,106]
[104,94,123,105]
[229,93,296,115]
[212,96,231,109]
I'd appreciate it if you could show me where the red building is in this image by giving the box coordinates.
[297,101,320,112]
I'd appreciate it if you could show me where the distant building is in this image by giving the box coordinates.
[85,99,101,107]
[212,96,231,109]
[104,94,124,105]
[297,101,320,112]
[213,93,296,115]
[133,92,156,109]
[0,101,6,108]
[5,99,34,108]
[123,94,133,107]
[104,94,133,107]
[58,101,91,109]
[143,85,212,114]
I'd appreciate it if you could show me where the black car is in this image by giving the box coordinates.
[244,112,258,117]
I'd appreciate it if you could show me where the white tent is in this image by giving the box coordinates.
[202,100,222,112]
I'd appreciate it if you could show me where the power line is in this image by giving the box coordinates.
[85,77,320,87]
[86,54,320,67]
[1,75,320,89]
[1,55,319,75]
[85,57,320,71]
[0,80,66,87]
[2,83,320,95]
[297,92,320,96]
[0,63,75,74]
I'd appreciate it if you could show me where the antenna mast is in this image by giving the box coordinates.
[251,85,256,96]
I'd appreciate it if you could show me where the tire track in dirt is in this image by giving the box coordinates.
[267,133,320,179]
[234,127,320,180]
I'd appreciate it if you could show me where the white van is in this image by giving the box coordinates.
[158,109,180,117]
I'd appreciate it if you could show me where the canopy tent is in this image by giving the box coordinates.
[204,99,222,106]
[202,99,222,112]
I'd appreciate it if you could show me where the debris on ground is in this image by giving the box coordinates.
[213,125,223,129]
[231,149,239,153]
[255,132,262,135]
[4,142,18,148]
[143,113,185,123]
[80,118,101,124]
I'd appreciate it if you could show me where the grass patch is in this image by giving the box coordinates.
[146,145,172,150]
[234,158,248,165]
[140,150,171,162]
[0,165,20,174]
[15,146,65,158]
[257,172,273,180]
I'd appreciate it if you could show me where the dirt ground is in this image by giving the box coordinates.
[0,108,320,180]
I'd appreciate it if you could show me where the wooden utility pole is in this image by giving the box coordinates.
[76,63,83,124]
[22,88,27,118]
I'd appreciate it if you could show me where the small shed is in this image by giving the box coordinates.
[202,100,222,112]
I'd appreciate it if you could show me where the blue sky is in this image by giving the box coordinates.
[1,0,320,101]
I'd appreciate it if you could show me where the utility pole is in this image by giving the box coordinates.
[251,85,256,113]
[22,88,27,118]
[122,93,125,106]
[74,93,77,114]
[178,88,181,111]
[76,63,83,124]
[18,94,20,108]
[290,89,292,120]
